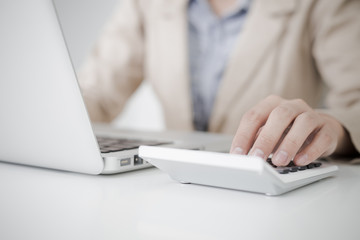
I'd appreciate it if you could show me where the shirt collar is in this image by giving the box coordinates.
[189,0,251,20]
[188,0,251,33]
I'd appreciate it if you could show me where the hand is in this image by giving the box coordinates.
[230,95,347,166]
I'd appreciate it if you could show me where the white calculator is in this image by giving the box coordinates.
[139,146,338,196]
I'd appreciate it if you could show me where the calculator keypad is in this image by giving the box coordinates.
[266,159,322,174]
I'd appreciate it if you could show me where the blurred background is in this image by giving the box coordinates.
[54,0,165,131]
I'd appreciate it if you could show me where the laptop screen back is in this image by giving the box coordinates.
[0,0,103,174]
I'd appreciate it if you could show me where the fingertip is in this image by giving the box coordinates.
[272,150,290,166]
[231,147,244,155]
[249,148,266,160]
[294,154,310,166]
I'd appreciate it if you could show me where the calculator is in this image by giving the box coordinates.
[139,146,338,195]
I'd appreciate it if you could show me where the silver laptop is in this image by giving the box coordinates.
[0,0,232,174]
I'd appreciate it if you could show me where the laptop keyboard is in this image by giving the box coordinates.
[97,136,172,153]
[267,158,322,174]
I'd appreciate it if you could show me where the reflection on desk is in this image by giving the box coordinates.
[0,160,359,240]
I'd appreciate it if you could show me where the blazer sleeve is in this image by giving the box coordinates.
[312,0,360,153]
[77,0,145,122]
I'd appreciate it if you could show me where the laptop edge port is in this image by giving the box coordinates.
[134,155,144,165]
[120,157,131,166]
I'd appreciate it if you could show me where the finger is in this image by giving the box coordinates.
[272,124,291,153]
[249,99,310,159]
[272,111,322,166]
[255,126,264,139]
[230,95,283,155]
[293,125,337,166]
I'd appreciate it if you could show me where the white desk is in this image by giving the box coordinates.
[0,159,359,240]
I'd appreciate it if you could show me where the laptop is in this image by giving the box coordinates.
[0,0,232,174]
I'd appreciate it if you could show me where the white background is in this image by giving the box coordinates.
[54,0,166,130]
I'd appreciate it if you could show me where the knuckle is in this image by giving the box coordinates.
[257,133,276,146]
[242,109,264,125]
[322,131,334,146]
[284,137,301,150]
[272,105,294,119]
[297,112,318,125]
[234,131,252,144]
[292,98,307,107]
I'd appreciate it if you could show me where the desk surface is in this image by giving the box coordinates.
[0,159,359,240]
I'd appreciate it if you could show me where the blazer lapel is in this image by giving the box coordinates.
[210,0,297,131]
[154,0,194,130]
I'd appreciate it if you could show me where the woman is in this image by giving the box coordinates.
[79,0,360,166]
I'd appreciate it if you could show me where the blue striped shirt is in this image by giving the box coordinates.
[188,0,251,131]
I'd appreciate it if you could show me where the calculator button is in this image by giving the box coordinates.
[278,169,290,174]
[314,162,322,167]
[307,163,315,169]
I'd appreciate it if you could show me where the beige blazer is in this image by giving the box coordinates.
[78,0,360,152]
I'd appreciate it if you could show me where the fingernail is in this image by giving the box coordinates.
[296,154,308,166]
[231,147,244,155]
[273,150,289,165]
[250,148,265,159]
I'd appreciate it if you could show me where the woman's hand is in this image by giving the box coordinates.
[230,95,349,166]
